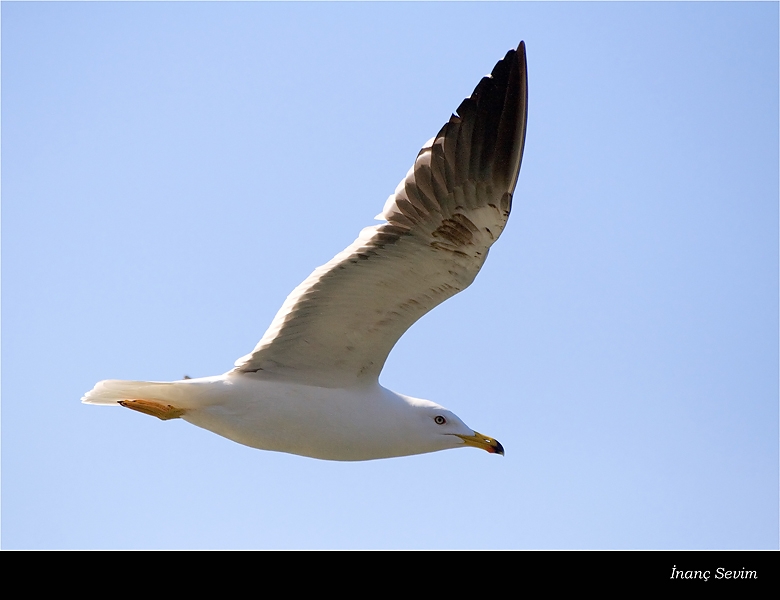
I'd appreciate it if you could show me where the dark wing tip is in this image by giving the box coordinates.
[512,41,529,188]
[451,42,528,195]
[406,43,528,224]
[490,42,528,193]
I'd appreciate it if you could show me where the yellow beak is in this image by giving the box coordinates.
[455,431,504,455]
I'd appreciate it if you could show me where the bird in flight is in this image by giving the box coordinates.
[83,42,528,461]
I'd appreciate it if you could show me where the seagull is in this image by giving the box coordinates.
[83,42,528,461]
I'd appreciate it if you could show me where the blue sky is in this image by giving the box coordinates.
[2,2,777,549]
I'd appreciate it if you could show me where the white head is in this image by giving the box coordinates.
[396,394,504,458]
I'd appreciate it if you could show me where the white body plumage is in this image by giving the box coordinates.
[85,375,482,461]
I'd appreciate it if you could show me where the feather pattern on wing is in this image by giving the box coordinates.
[233,43,528,387]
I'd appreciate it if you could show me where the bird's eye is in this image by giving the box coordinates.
[434,416,447,425]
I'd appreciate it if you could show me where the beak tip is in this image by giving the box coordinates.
[494,441,505,456]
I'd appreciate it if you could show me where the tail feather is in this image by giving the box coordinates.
[82,379,186,406]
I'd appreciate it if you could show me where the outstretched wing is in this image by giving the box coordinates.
[233,43,528,387]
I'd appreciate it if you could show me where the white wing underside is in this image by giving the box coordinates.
[233,44,528,388]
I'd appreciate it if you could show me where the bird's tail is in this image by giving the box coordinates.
[82,379,186,406]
